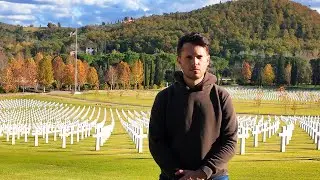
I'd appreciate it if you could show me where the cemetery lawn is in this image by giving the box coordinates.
[0,93,319,179]
[48,91,320,116]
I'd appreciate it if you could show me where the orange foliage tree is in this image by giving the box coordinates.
[24,58,37,87]
[83,61,90,83]
[87,67,99,89]
[77,60,87,90]
[116,61,130,89]
[10,57,25,91]
[241,61,252,83]
[63,64,75,90]
[1,66,16,92]
[52,56,65,90]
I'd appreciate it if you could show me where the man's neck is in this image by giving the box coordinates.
[183,75,204,88]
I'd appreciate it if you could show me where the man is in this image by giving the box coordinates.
[149,32,238,180]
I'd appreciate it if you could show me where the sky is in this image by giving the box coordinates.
[0,0,319,27]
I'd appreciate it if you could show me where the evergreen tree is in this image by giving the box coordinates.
[275,56,286,85]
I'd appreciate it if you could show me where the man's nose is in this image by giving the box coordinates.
[191,57,200,65]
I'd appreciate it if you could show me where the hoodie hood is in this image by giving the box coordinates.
[173,71,217,91]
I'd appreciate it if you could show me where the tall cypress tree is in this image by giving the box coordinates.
[290,58,298,86]
[154,55,161,86]
[275,56,286,85]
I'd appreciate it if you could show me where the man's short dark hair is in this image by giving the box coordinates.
[177,32,210,56]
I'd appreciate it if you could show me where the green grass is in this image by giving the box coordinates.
[48,90,320,116]
[0,92,319,179]
[230,125,320,179]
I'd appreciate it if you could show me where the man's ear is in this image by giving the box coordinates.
[177,57,181,65]
[207,55,210,63]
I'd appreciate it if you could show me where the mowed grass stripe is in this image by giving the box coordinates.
[230,125,320,179]
[0,107,157,180]
[0,94,319,179]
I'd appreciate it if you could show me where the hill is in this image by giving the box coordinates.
[0,0,319,59]
[82,0,320,58]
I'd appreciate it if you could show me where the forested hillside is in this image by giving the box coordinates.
[0,0,319,92]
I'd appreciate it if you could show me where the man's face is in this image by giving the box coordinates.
[177,43,210,81]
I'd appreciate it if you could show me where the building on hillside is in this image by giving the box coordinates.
[123,17,134,24]
[86,47,96,55]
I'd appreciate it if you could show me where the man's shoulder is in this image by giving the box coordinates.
[155,85,174,99]
[212,84,230,97]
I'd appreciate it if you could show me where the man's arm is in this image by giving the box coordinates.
[200,93,238,178]
[149,91,180,177]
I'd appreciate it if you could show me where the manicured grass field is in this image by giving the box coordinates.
[48,90,320,116]
[0,91,319,179]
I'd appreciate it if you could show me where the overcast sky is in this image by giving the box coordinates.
[0,0,319,27]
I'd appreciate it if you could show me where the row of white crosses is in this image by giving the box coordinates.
[0,99,113,150]
[116,109,147,153]
[93,108,115,151]
[127,110,150,134]
[0,99,60,109]
[225,87,320,103]
[298,116,320,150]
[237,115,281,155]
[278,116,295,152]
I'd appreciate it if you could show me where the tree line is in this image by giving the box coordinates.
[0,0,320,92]
[0,52,99,93]
[0,49,319,93]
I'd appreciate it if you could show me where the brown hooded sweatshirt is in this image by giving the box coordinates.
[149,71,238,180]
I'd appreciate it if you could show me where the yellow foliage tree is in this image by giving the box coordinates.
[131,60,144,89]
[38,56,54,92]
[87,67,99,89]
[262,64,275,85]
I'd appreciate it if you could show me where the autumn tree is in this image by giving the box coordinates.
[65,55,75,65]
[1,66,16,92]
[105,66,118,90]
[34,52,44,90]
[77,60,86,91]
[241,61,252,84]
[284,63,292,85]
[131,60,144,89]
[52,56,65,89]
[38,56,54,92]
[15,52,24,62]
[83,61,90,82]
[34,52,44,64]
[116,61,130,89]
[262,64,275,85]
[87,67,99,89]
[63,64,75,90]
[10,57,25,91]
[24,58,37,87]
[0,50,8,72]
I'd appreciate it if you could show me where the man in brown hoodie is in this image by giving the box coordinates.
[149,32,238,180]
